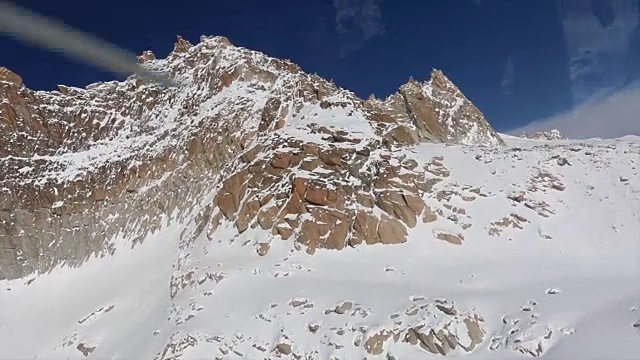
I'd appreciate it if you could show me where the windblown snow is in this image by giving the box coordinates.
[1,133,639,359]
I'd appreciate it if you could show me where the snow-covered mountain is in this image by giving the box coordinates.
[519,129,567,141]
[1,35,639,359]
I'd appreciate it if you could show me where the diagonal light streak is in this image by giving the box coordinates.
[0,1,174,87]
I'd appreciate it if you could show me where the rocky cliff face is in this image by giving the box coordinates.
[0,35,504,280]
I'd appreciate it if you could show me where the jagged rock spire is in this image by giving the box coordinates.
[173,35,193,54]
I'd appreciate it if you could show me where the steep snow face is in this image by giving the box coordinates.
[1,135,638,359]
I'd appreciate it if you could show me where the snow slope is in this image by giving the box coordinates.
[1,134,638,359]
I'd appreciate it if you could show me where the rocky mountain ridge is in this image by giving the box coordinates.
[520,129,567,141]
[0,35,504,280]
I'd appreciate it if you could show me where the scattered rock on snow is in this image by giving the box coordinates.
[545,288,562,295]
[307,323,320,333]
[490,301,573,357]
[76,343,96,357]
[434,231,465,245]
[256,242,270,256]
[273,342,292,356]
[361,299,485,356]
[333,301,354,315]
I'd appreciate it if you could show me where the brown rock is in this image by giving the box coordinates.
[236,199,261,233]
[216,170,248,219]
[376,214,408,245]
[376,191,418,228]
[370,111,395,123]
[334,301,353,314]
[353,211,379,245]
[299,158,320,172]
[356,193,375,208]
[292,177,308,197]
[463,317,485,350]
[435,232,464,245]
[274,223,294,240]
[403,194,425,215]
[305,185,339,206]
[0,67,23,86]
[76,343,96,357]
[136,50,156,64]
[257,206,279,230]
[296,207,348,251]
[364,330,392,355]
[274,342,292,356]
[325,214,350,250]
[385,125,419,145]
[422,205,438,223]
[301,143,318,155]
[270,156,289,169]
[241,145,263,163]
[284,191,307,215]
[318,150,343,167]
[173,35,193,53]
[187,137,204,159]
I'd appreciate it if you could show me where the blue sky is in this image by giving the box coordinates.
[2,0,639,133]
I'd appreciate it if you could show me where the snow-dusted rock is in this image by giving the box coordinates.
[363,299,486,356]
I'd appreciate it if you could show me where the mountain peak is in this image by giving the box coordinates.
[172,35,193,54]
[200,35,233,46]
[393,69,504,147]
[429,68,452,87]
[400,68,454,90]
[136,50,156,64]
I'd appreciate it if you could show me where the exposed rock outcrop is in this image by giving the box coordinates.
[362,299,486,356]
[0,66,22,86]
[386,70,505,146]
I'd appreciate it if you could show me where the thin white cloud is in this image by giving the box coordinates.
[333,0,385,57]
[500,55,515,96]
[0,2,171,86]
[558,0,638,105]
[508,82,640,139]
